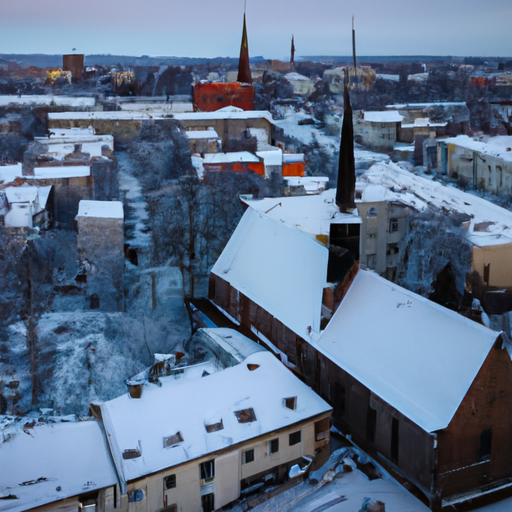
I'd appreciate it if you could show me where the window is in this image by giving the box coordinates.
[315,417,330,441]
[234,408,257,423]
[289,430,301,446]
[389,218,399,232]
[164,474,176,490]
[480,428,492,461]
[243,449,254,464]
[205,419,223,433]
[284,396,297,410]
[128,489,144,503]
[201,493,215,512]
[366,406,377,444]
[332,382,346,416]
[269,438,279,454]
[200,459,215,481]
[366,207,378,218]
[391,417,399,463]
[163,432,183,448]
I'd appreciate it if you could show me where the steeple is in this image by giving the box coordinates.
[335,83,356,213]
[237,11,252,84]
[290,35,296,71]
[352,15,358,87]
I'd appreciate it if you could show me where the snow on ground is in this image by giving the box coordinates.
[273,106,389,170]
[274,107,337,149]
[239,446,430,512]
[117,152,151,252]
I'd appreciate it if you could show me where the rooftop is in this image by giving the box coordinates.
[317,270,498,433]
[442,134,512,163]
[357,161,512,247]
[0,420,117,512]
[98,350,331,487]
[76,200,124,220]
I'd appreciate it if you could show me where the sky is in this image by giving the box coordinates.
[1,0,511,59]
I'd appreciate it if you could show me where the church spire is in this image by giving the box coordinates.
[290,35,295,70]
[237,11,252,84]
[335,83,356,213]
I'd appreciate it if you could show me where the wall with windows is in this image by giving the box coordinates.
[121,415,330,512]
[472,243,512,290]
[437,339,512,499]
[357,200,410,280]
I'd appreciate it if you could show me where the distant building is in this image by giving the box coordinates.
[76,200,125,312]
[439,134,512,195]
[62,54,84,82]
[0,185,52,229]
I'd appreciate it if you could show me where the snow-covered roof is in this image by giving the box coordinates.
[0,163,23,185]
[0,420,117,512]
[285,72,312,82]
[377,74,400,82]
[211,207,329,338]
[175,110,274,124]
[243,189,360,238]
[48,110,274,124]
[0,95,95,107]
[388,102,467,109]
[48,111,167,121]
[186,129,220,140]
[316,271,499,433]
[5,187,38,204]
[47,127,95,137]
[203,151,260,164]
[77,200,124,220]
[363,111,403,123]
[30,136,114,160]
[283,153,305,163]
[356,162,512,246]
[98,350,331,486]
[442,134,512,163]
[256,148,283,167]
[28,165,91,179]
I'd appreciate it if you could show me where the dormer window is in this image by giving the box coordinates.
[284,396,297,410]
[205,419,224,433]
[234,408,256,423]
[163,432,183,448]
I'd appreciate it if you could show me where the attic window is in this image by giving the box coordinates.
[122,449,141,459]
[284,396,297,410]
[163,432,184,448]
[234,408,257,423]
[247,364,260,371]
[205,420,224,433]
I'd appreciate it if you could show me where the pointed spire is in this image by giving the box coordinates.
[237,11,252,84]
[335,84,356,213]
[290,35,296,70]
[352,15,358,87]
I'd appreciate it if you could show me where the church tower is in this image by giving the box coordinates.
[237,13,252,84]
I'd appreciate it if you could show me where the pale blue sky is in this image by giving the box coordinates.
[1,0,511,58]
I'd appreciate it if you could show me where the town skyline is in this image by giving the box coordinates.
[1,0,511,60]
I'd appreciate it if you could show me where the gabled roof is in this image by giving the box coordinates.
[357,161,512,247]
[317,270,499,433]
[442,134,512,163]
[0,420,117,512]
[98,350,331,487]
[211,207,328,338]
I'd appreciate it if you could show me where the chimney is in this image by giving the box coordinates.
[237,13,252,84]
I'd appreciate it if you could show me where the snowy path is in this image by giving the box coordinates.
[117,152,151,252]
